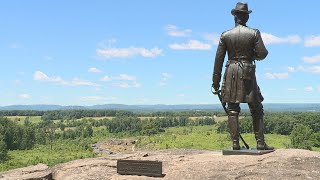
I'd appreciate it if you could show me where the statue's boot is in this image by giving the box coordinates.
[228,115,240,150]
[252,115,274,150]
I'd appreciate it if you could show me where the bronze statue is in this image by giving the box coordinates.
[212,2,274,150]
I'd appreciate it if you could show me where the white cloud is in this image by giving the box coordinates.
[287,67,295,72]
[203,33,220,45]
[97,38,117,49]
[304,35,320,47]
[287,88,298,91]
[264,73,274,79]
[169,40,211,50]
[261,33,301,45]
[287,66,306,73]
[19,94,30,99]
[137,98,149,104]
[112,82,130,88]
[96,47,163,59]
[88,67,102,73]
[33,71,63,82]
[307,66,320,73]
[178,93,185,97]
[132,81,141,88]
[44,56,53,61]
[80,96,116,102]
[68,78,99,86]
[161,73,171,80]
[101,74,140,88]
[158,72,172,87]
[165,24,192,37]
[111,81,140,88]
[305,86,314,91]
[33,71,99,86]
[101,76,112,81]
[116,74,137,81]
[302,54,320,63]
[289,66,320,74]
[264,72,289,79]
[101,74,137,81]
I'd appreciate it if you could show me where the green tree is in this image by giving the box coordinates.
[311,132,320,147]
[0,136,8,161]
[217,121,228,133]
[290,124,313,150]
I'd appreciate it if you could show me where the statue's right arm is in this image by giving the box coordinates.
[212,34,226,90]
[254,30,268,60]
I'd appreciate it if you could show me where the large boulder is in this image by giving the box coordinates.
[0,163,51,180]
[1,149,320,179]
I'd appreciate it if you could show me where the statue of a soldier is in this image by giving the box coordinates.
[212,2,274,150]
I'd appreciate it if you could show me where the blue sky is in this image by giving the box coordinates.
[1,0,320,105]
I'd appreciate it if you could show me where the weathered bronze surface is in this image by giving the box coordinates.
[212,2,274,151]
[222,149,275,155]
[117,160,163,177]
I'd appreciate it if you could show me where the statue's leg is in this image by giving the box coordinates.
[227,103,240,150]
[248,102,274,150]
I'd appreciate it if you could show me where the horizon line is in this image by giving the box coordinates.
[2,102,320,107]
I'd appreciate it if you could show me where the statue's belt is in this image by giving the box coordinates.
[227,60,255,66]
[229,56,254,63]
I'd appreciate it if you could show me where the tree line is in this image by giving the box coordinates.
[0,109,223,120]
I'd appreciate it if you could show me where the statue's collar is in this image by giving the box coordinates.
[235,23,247,27]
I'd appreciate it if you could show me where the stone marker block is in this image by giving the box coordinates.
[117,160,163,177]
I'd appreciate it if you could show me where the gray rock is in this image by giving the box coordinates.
[0,163,51,180]
[1,149,320,180]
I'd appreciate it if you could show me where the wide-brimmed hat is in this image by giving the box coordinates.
[231,2,252,15]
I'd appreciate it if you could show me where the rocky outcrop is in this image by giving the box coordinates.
[1,149,319,180]
[0,163,51,180]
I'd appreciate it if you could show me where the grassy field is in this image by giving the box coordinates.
[0,139,96,172]
[136,125,291,150]
[212,115,244,122]
[4,116,42,125]
[5,115,232,124]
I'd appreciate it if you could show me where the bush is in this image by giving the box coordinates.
[0,139,8,161]
[290,124,313,150]
[216,121,228,133]
[311,132,320,147]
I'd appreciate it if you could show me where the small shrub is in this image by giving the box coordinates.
[290,124,313,150]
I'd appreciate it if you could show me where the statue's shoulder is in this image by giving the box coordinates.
[221,28,234,38]
[246,26,260,34]
[222,28,233,36]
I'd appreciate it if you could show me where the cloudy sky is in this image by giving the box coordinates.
[1,0,320,105]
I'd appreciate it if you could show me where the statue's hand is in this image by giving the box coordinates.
[211,83,220,94]
[212,82,220,91]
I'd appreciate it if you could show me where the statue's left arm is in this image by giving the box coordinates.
[212,34,226,91]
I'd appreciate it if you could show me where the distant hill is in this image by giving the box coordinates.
[1,103,320,112]
[0,105,64,111]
